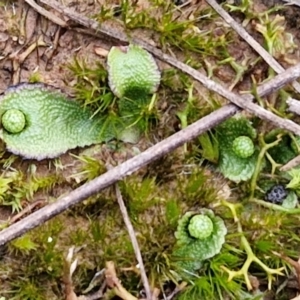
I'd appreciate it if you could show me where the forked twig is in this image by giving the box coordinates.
[283,0,300,7]
[105,261,138,300]
[287,97,300,115]
[0,64,300,245]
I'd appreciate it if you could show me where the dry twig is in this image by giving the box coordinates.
[272,251,300,290]
[9,34,47,84]
[280,97,300,171]
[0,104,236,245]
[114,178,152,300]
[8,199,45,225]
[287,97,300,115]
[283,0,300,6]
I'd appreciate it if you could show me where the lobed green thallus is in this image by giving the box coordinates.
[0,83,113,160]
[0,44,161,160]
[173,209,227,275]
[215,116,258,182]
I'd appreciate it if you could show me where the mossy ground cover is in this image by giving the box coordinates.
[0,0,300,299]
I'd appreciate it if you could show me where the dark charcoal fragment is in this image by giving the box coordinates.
[265,185,288,204]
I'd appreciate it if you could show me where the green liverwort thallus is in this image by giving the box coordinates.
[216,116,257,182]
[173,209,227,273]
[0,44,161,160]
[0,83,111,160]
[107,44,161,143]
[107,44,160,99]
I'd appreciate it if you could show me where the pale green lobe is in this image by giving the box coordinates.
[2,109,26,133]
[0,84,111,160]
[188,215,214,239]
[216,116,258,182]
[107,44,161,98]
[232,136,255,158]
[174,209,227,274]
[117,126,141,144]
[282,191,298,208]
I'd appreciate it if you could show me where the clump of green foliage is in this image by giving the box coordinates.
[68,44,161,144]
[0,165,62,213]
[173,209,227,275]
[68,57,113,115]
[215,115,258,182]
[107,44,161,142]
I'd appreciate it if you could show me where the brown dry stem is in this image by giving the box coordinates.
[272,251,300,290]
[9,34,47,84]
[113,175,152,300]
[25,0,67,27]
[105,261,138,300]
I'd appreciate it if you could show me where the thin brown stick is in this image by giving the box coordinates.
[114,182,152,300]
[272,251,300,289]
[0,63,300,245]
[18,2,27,45]
[143,54,300,135]
[205,0,300,94]
[9,199,45,224]
[38,0,122,35]
[105,261,138,300]
[9,35,47,84]
[25,0,67,27]
[28,0,300,135]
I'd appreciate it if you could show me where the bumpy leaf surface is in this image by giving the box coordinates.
[188,215,214,239]
[2,109,26,133]
[174,209,227,274]
[216,116,257,182]
[232,136,255,158]
[107,44,161,98]
[0,84,111,160]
